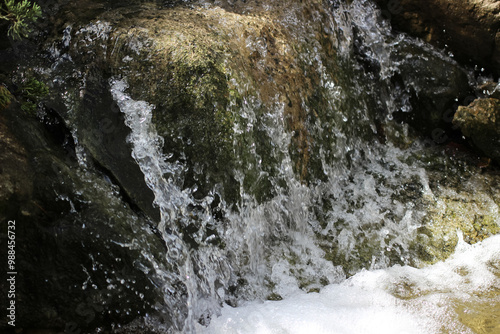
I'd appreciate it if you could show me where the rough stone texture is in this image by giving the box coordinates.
[375,0,500,77]
[2,0,499,331]
[415,180,500,263]
[42,0,479,204]
[0,113,33,222]
[453,98,500,163]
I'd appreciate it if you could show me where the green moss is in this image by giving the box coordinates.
[0,85,12,110]
[412,193,500,264]
[150,50,238,201]
[111,20,240,202]
[0,78,48,113]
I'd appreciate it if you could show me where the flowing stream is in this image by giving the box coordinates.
[70,0,500,332]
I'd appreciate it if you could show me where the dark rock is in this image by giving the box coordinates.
[374,0,500,77]
[390,40,472,139]
[0,103,176,332]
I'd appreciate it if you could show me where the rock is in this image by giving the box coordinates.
[43,0,479,206]
[0,112,33,221]
[1,0,346,330]
[374,0,500,77]
[413,173,500,264]
[453,98,500,163]
[390,40,472,138]
[0,102,175,331]
[61,68,160,222]
[50,0,342,204]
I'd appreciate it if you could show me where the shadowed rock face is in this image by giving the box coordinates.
[374,0,500,77]
[0,101,175,331]
[0,114,32,217]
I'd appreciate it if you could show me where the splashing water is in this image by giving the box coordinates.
[205,233,500,334]
[110,78,346,330]
[106,0,500,333]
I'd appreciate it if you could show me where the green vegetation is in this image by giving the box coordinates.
[19,78,48,112]
[0,0,41,40]
[0,85,12,110]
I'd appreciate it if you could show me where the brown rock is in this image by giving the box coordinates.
[453,98,500,163]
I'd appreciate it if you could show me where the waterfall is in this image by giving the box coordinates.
[110,77,345,331]
[101,0,499,333]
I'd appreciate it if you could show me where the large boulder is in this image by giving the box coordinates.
[2,0,345,331]
[47,0,344,205]
[374,0,500,77]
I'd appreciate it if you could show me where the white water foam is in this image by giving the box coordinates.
[204,233,500,333]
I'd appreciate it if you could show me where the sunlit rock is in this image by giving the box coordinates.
[414,175,500,263]
[453,97,500,164]
[61,0,342,205]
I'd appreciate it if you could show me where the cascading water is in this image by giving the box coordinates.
[67,0,498,332]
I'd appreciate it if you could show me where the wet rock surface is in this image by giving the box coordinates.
[0,102,174,330]
[417,172,500,264]
[389,40,472,139]
[374,0,500,77]
[54,0,343,203]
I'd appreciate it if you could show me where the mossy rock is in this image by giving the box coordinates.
[413,179,500,264]
[63,1,342,205]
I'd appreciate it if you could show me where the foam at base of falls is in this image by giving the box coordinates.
[204,233,500,334]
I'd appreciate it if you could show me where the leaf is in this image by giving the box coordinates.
[0,0,42,40]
